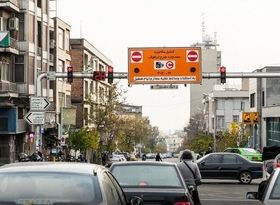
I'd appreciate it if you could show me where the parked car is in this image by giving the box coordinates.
[110,161,194,205]
[224,147,262,161]
[106,153,127,167]
[197,152,263,184]
[0,162,143,205]
[247,167,280,205]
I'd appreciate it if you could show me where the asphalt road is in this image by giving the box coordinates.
[199,180,262,205]
[160,157,263,205]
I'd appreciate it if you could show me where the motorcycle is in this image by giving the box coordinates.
[18,152,43,162]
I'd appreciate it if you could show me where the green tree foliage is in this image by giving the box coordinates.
[67,127,100,154]
[116,116,153,152]
[187,134,213,153]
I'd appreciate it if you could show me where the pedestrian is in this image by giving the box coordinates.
[177,149,202,205]
[155,153,162,161]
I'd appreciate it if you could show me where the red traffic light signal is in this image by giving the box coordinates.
[67,66,73,83]
[108,66,114,84]
[93,71,106,81]
[220,66,226,84]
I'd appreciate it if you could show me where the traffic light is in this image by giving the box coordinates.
[220,66,226,84]
[108,66,114,84]
[67,66,73,83]
[93,71,106,81]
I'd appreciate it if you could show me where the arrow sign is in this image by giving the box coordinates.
[30,97,50,111]
[24,111,45,125]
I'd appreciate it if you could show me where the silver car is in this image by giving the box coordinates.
[247,167,280,205]
[0,162,142,205]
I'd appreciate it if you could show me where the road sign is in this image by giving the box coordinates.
[131,51,143,63]
[242,112,251,124]
[150,84,178,89]
[24,111,45,125]
[128,47,201,85]
[187,50,199,62]
[251,112,259,124]
[30,97,50,111]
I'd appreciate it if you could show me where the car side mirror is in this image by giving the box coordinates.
[129,196,143,205]
[246,192,259,200]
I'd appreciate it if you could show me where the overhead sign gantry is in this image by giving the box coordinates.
[128,47,201,85]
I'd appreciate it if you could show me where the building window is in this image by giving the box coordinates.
[18,13,25,41]
[217,116,225,129]
[84,81,88,97]
[262,91,265,107]
[65,30,70,51]
[0,61,10,81]
[233,115,239,122]
[250,93,255,108]
[66,95,71,107]
[267,117,280,146]
[58,27,64,49]
[84,108,88,126]
[18,108,24,119]
[58,92,65,108]
[15,55,24,82]
[217,100,225,110]
[37,0,42,8]
[99,86,105,101]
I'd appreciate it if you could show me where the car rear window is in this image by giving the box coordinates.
[0,172,102,204]
[111,164,183,187]
[242,148,260,154]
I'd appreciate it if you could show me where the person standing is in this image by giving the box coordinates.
[177,149,202,205]
[155,153,162,161]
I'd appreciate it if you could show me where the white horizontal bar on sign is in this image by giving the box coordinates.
[134,76,197,82]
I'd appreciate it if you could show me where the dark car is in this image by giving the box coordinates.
[0,162,143,205]
[110,161,194,205]
[197,152,263,184]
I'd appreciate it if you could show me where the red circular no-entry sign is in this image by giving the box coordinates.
[131,51,142,63]
[187,50,198,62]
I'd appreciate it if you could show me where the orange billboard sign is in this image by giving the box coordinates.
[128,47,201,85]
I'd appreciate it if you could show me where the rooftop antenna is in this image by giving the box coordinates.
[80,20,83,38]
[201,12,206,42]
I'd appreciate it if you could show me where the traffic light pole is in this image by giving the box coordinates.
[35,71,280,151]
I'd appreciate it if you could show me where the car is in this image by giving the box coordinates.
[247,167,280,205]
[110,161,194,205]
[106,153,127,167]
[197,152,263,184]
[0,162,143,205]
[224,147,262,161]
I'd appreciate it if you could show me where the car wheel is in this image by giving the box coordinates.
[239,171,252,184]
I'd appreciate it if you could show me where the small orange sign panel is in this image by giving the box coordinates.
[242,112,251,124]
[128,47,201,85]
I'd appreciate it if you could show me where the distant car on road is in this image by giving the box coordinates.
[224,147,262,161]
[0,162,143,205]
[197,152,263,184]
[247,167,280,205]
[110,161,194,205]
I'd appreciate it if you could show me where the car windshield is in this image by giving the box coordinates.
[242,148,260,154]
[111,164,183,188]
[0,172,102,204]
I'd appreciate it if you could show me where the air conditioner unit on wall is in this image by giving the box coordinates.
[8,17,19,31]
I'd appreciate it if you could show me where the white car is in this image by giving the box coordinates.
[247,167,280,205]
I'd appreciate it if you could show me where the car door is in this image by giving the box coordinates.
[198,154,223,178]
[219,154,243,179]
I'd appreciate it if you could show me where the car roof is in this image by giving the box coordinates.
[0,162,106,175]
[110,161,177,167]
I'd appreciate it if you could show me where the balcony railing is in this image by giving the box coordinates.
[0,81,17,93]
[9,37,18,50]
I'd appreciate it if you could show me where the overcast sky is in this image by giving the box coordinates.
[56,0,280,133]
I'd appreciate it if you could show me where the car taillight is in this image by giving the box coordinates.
[174,202,192,205]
